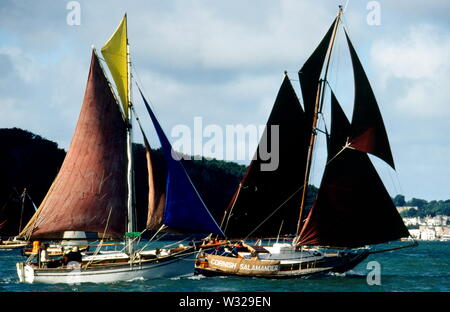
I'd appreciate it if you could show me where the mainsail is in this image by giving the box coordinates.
[139,89,225,236]
[20,51,128,238]
[221,75,308,238]
[298,92,409,247]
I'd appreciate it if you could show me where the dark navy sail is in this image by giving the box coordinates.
[138,89,224,237]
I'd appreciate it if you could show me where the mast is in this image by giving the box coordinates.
[125,14,136,255]
[18,188,26,234]
[296,6,343,238]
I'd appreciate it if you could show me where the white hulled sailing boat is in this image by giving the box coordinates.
[16,15,224,284]
[195,7,417,278]
[0,188,35,250]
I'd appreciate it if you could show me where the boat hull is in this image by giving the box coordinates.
[17,250,196,284]
[194,247,369,279]
[0,243,27,250]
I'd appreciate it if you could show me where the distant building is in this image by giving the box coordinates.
[396,206,418,214]
[424,215,448,226]
[402,215,449,241]
[408,229,421,239]
[420,228,436,241]
[403,217,419,226]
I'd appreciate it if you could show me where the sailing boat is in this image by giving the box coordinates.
[0,188,35,249]
[16,15,224,284]
[195,7,416,278]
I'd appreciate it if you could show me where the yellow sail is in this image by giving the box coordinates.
[101,14,129,117]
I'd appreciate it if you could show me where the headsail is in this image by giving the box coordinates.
[101,14,129,118]
[222,75,308,238]
[345,30,395,169]
[298,92,409,247]
[138,88,224,236]
[20,51,128,238]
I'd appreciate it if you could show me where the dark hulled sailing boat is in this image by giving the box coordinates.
[195,7,416,278]
[16,15,224,284]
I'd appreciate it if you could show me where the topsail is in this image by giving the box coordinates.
[101,14,129,118]
[345,30,395,169]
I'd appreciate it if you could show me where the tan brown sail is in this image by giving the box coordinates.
[141,129,166,230]
[20,51,128,238]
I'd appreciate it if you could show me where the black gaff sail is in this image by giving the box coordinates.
[298,18,337,132]
[345,30,395,169]
[298,91,409,247]
[222,75,309,238]
[295,17,340,236]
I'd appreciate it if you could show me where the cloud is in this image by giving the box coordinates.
[367,22,450,200]
[1,0,449,200]
[371,24,450,118]
[0,44,86,148]
[130,0,332,72]
[0,47,40,83]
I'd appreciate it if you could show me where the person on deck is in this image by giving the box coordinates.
[63,246,82,267]
[39,243,49,268]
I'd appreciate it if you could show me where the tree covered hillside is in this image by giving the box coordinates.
[0,128,246,236]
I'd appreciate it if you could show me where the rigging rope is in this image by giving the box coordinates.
[244,185,305,240]
[137,225,167,253]
[84,207,113,268]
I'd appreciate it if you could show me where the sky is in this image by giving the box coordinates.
[0,0,449,201]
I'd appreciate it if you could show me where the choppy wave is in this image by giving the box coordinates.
[1,241,449,292]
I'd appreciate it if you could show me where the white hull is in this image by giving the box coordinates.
[17,250,195,284]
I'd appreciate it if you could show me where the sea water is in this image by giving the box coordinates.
[0,241,448,292]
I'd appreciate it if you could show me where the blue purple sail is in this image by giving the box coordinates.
[138,88,224,237]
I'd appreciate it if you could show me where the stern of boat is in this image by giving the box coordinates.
[328,249,370,274]
[16,262,35,284]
